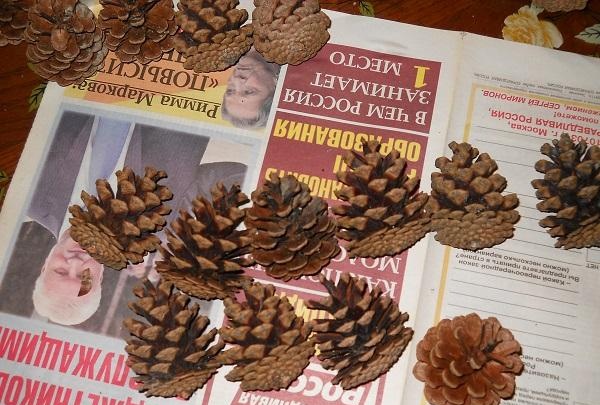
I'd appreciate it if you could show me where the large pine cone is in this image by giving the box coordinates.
[69,166,172,270]
[413,313,523,405]
[334,140,430,258]
[174,0,253,73]
[308,273,413,389]
[252,0,330,65]
[157,183,253,300]
[218,282,315,391]
[532,134,600,248]
[427,142,520,250]
[99,0,177,64]
[245,173,339,281]
[25,0,108,86]
[124,279,224,399]
[0,0,33,46]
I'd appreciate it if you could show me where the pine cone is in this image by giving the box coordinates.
[252,0,331,65]
[531,134,600,248]
[174,0,253,73]
[245,173,339,281]
[333,140,430,258]
[69,166,172,270]
[0,0,33,46]
[99,0,177,64]
[25,0,108,86]
[427,142,520,250]
[156,183,253,300]
[218,282,315,391]
[124,279,224,399]
[413,313,523,405]
[307,273,413,389]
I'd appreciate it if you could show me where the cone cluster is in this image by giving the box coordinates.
[244,173,339,281]
[218,282,315,391]
[308,273,413,389]
[334,140,430,258]
[99,0,177,64]
[0,0,33,46]
[174,0,253,72]
[532,133,600,248]
[157,183,253,300]
[427,141,520,250]
[413,313,523,405]
[252,0,331,65]
[25,0,108,86]
[69,166,172,270]
[124,279,224,399]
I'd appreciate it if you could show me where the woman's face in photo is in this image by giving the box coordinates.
[224,53,278,121]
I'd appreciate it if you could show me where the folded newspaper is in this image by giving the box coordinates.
[1,6,599,405]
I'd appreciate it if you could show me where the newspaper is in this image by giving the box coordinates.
[1,7,599,405]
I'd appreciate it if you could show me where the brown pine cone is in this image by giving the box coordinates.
[99,0,177,64]
[0,0,33,46]
[25,0,108,86]
[532,134,600,248]
[308,273,413,389]
[427,142,520,250]
[174,0,253,73]
[413,313,523,405]
[124,279,224,399]
[69,166,172,270]
[252,0,330,65]
[333,140,430,258]
[218,282,315,391]
[156,183,253,300]
[245,173,339,281]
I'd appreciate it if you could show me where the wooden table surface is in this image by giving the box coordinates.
[1,0,599,186]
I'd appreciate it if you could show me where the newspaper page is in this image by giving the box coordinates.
[195,12,461,405]
[402,34,600,405]
[0,10,461,405]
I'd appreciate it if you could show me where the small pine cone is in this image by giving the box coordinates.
[99,0,177,64]
[69,167,173,270]
[0,0,33,46]
[307,273,413,389]
[252,0,331,65]
[532,134,600,248]
[427,142,520,250]
[333,140,430,258]
[156,183,253,300]
[218,282,315,391]
[413,313,523,405]
[174,0,253,73]
[531,0,587,12]
[25,0,108,86]
[124,279,224,399]
[245,173,339,281]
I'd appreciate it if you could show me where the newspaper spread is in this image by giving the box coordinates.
[0,6,599,405]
